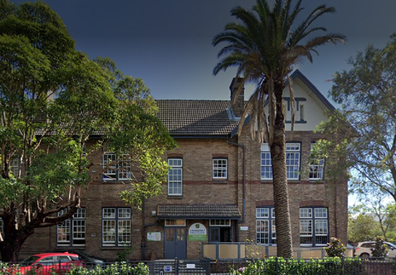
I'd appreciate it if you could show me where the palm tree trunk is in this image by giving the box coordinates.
[271,81,293,258]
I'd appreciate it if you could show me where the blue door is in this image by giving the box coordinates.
[164,227,186,259]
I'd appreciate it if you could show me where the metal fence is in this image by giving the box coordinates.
[2,257,396,275]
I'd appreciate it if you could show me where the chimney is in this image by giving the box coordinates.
[229,77,245,117]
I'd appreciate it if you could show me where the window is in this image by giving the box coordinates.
[213,159,227,179]
[168,158,182,196]
[256,207,276,245]
[309,143,325,180]
[57,208,86,246]
[103,153,132,181]
[0,218,3,240]
[10,157,19,178]
[300,207,328,246]
[261,143,301,180]
[165,219,186,226]
[102,208,131,246]
[210,219,232,242]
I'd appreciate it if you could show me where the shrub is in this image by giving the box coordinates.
[325,237,346,257]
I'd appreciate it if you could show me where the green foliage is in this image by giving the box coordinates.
[115,245,134,262]
[372,237,388,258]
[348,212,381,243]
[0,0,175,262]
[325,237,346,257]
[232,257,362,275]
[315,35,396,202]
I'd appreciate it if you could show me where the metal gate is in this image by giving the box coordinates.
[150,258,210,275]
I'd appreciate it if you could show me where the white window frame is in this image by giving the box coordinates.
[309,143,325,180]
[57,208,86,246]
[210,219,231,227]
[261,143,301,180]
[212,158,227,179]
[10,157,19,178]
[256,207,276,245]
[300,207,328,246]
[103,153,132,181]
[0,218,4,240]
[102,208,131,247]
[168,158,182,196]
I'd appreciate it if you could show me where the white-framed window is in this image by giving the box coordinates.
[210,219,231,226]
[168,158,182,196]
[261,143,301,180]
[300,207,328,246]
[102,208,131,246]
[103,153,132,181]
[256,207,276,245]
[0,218,4,240]
[165,219,186,226]
[57,208,86,246]
[309,143,325,180]
[213,158,227,179]
[10,157,19,178]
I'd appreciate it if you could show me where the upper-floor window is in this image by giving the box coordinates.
[0,217,4,240]
[102,208,131,246]
[300,207,328,246]
[261,143,301,180]
[256,207,276,245]
[103,153,132,181]
[309,143,325,180]
[168,158,182,196]
[10,157,19,178]
[57,208,86,246]
[213,158,227,179]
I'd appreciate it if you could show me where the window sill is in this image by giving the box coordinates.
[167,195,183,199]
[212,179,228,184]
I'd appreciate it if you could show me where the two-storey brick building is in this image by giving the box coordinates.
[17,69,348,261]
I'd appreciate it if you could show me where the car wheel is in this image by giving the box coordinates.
[360,253,370,260]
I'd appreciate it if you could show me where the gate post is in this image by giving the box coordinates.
[175,257,179,275]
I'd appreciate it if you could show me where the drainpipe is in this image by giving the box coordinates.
[227,141,246,226]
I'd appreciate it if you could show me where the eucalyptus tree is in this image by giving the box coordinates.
[213,0,345,257]
[0,0,174,261]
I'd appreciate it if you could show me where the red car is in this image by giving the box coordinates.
[9,252,85,274]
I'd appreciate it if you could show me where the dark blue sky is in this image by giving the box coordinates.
[11,0,396,101]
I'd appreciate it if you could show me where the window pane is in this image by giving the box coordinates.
[103,153,117,180]
[314,208,327,218]
[118,220,131,244]
[213,159,227,179]
[309,143,325,180]
[261,143,300,180]
[256,220,269,244]
[168,158,182,195]
[300,208,312,218]
[256,208,269,218]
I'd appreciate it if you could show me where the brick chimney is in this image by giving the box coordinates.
[229,77,245,117]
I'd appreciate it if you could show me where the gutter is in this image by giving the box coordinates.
[227,141,246,225]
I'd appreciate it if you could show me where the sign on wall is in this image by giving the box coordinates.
[188,223,207,241]
[147,232,161,241]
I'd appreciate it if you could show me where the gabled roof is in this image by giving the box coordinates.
[157,204,241,220]
[156,100,238,137]
[289,69,335,112]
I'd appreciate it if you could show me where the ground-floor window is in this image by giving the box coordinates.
[209,219,232,242]
[57,208,86,246]
[102,208,131,247]
[300,207,328,246]
[256,207,276,245]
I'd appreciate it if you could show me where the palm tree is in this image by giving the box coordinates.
[213,0,345,258]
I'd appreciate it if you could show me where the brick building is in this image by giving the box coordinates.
[18,69,348,260]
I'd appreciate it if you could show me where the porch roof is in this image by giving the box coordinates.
[157,204,241,220]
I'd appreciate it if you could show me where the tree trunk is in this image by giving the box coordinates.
[0,215,33,262]
[271,80,293,258]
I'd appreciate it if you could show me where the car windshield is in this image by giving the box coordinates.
[20,256,39,267]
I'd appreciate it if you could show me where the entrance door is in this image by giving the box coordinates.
[164,227,186,259]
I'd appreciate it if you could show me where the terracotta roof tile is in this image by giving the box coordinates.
[156,100,238,136]
[157,204,241,219]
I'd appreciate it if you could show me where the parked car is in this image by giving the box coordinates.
[9,252,85,274]
[48,250,108,269]
[354,241,396,259]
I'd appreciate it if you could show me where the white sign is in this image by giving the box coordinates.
[188,223,207,241]
[240,226,249,231]
[147,232,161,241]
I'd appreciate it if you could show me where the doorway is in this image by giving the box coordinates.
[164,227,186,259]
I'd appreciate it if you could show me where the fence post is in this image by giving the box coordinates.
[175,257,179,275]
[127,259,129,275]
[276,257,279,275]
[58,260,61,275]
